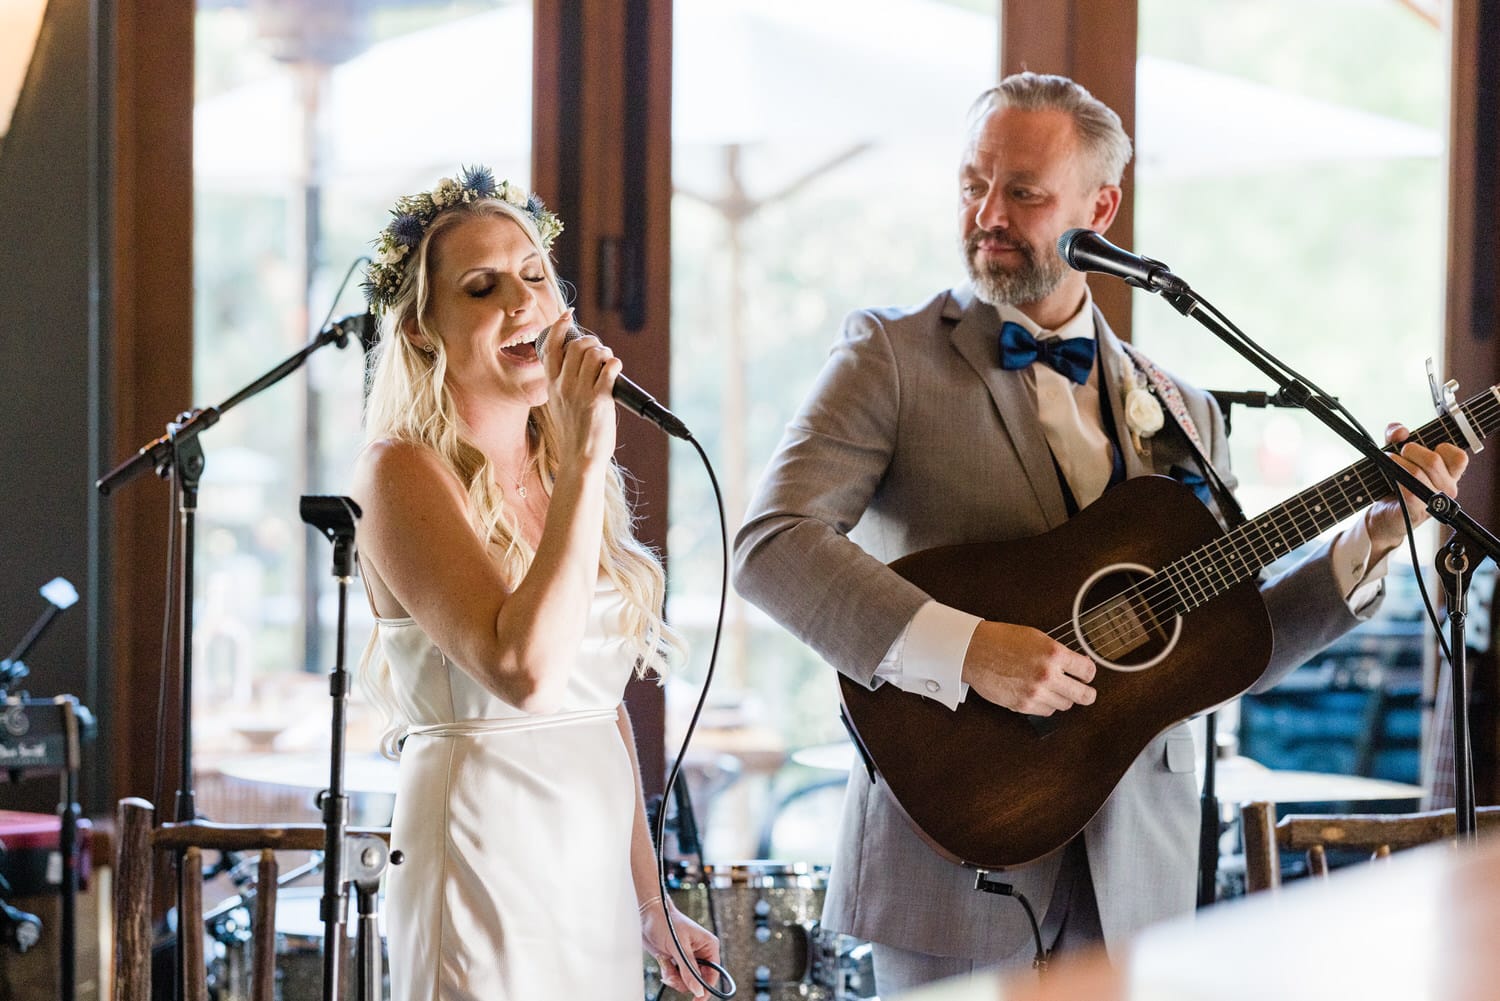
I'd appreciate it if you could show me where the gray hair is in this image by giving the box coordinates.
[968,72,1133,188]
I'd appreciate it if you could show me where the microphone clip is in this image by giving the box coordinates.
[1125,255,1188,295]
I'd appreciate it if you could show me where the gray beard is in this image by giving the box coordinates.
[963,231,1070,307]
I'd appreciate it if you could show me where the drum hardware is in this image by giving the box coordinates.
[648,861,875,1001]
[809,933,874,1000]
[207,887,388,1001]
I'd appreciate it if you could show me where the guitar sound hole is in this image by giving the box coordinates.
[1072,563,1179,672]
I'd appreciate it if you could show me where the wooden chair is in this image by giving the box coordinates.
[113,797,390,1001]
[1240,800,1500,893]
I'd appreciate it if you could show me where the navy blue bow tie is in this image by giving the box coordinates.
[998,321,1096,386]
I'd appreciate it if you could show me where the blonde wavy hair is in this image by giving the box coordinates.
[358,196,683,740]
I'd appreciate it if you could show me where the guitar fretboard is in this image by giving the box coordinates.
[1056,385,1499,659]
[1154,386,1499,617]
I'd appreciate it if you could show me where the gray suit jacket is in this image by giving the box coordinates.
[733,285,1373,962]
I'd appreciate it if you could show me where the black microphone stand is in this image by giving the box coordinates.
[299,495,389,1001]
[1195,387,1341,904]
[95,313,373,999]
[1436,539,1479,832]
[1154,286,1500,842]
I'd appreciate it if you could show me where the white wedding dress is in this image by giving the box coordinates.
[377,582,643,1000]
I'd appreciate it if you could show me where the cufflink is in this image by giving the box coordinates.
[925,680,941,694]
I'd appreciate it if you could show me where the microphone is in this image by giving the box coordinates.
[1056,228,1190,294]
[537,321,692,440]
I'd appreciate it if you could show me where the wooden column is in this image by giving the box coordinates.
[1443,0,1500,803]
[534,0,674,793]
[1000,0,1138,341]
[108,0,195,806]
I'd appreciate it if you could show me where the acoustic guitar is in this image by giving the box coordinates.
[838,384,1499,870]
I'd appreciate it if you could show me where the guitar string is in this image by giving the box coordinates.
[1049,396,1494,658]
[1039,392,1497,662]
[1047,402,1477,659]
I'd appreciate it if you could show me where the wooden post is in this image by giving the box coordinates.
[1000,0,1139,341]
[1444,0,1500,806]
[534,0,673,793]
[113,798,155,1001]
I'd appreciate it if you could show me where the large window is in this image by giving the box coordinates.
[667,0,1452,859]
[191,0,533,810]
[668,0,1000,860]
[1133,0,1448,786]
[1134,0,1446,508]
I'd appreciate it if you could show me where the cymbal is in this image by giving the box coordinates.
[214,752,399,796]
[1211,755,1423,805]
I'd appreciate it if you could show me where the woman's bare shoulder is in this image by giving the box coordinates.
[354,437,459,492]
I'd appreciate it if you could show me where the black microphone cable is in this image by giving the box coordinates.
[647,430,736,1000]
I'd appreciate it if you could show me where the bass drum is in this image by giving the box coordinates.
[207,887,388,1001]
[645,861,874,1001]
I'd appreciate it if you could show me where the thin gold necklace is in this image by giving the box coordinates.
[501,457,534,499]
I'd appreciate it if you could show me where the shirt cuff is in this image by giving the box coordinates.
[871,600,981,710]
[1330,512,1392,616]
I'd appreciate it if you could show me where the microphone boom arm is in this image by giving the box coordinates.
[96,313,374,495]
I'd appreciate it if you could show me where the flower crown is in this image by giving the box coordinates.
[362,164,564,311]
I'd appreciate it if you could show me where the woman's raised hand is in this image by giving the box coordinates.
[543,309,621,465]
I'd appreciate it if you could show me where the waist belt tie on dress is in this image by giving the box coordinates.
[402,707,620,740]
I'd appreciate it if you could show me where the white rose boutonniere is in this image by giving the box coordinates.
[1123,370,1164,455]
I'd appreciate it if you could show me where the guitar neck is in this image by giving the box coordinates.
[1154,385,1500,616]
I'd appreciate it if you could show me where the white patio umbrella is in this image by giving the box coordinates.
[1135,57,1442,179]
[194,0,1442,190]
[194,4,534,192]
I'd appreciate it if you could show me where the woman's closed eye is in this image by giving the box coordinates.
[465,275,546,298]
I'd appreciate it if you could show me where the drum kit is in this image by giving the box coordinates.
[644,861,874,1001]
[201,755,397,1001]
[203,858,873,1001]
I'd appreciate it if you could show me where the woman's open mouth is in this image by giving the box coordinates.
[500,341,539,362]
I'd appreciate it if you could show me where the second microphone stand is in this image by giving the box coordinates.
[94,313,372,1001]
[299,495,390,1001]
[1158,287,1500,841]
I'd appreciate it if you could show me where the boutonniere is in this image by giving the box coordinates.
[1123,370,1165,455]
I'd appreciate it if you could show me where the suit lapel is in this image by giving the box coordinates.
[947,287,1069,527]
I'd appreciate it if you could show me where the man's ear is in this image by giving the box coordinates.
[1090,185,1122,233]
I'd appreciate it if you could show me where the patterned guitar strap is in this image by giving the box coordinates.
[1120,342,1247,528]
